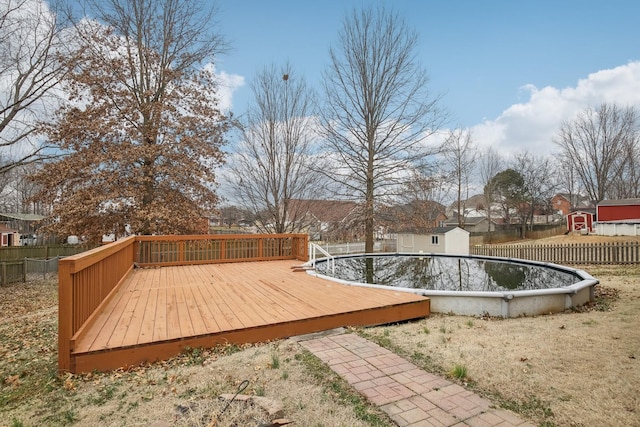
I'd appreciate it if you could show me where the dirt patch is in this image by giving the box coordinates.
[1,264,639,426]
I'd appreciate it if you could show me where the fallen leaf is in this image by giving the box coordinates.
[63,377,75,391]
[4,374,20,386]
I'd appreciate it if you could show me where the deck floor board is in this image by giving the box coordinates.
[137,287,157,343]
[70,260,430,372]
[152,288,167,342]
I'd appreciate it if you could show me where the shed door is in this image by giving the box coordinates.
[572,215,586,231]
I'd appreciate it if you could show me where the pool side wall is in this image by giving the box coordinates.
[307,254,599,318]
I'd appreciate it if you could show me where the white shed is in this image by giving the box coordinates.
[397,227,470,255]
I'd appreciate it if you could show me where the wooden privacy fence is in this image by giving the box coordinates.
[0,244,91,261]
[471,241,640,265]
[0,257,63,284]
[0,261,26,285]
[57,233,308,372]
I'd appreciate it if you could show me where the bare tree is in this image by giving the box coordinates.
[226,64,322,233]
[389,169,447,232]
[479,146,502,241]
[0,162,46,213]
[608,136,640,199]
[513,151,557,233]
[556,153,584,210]
[0,0,68,174]
[318,6,445,253]
[0,154,13,209]
[30,0,230,242]
[14,163,47,214]
[442,128,476,228]
[554,103,639,204]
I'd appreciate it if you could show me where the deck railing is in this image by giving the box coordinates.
[471,241,640,264]
[134,234,308,266]
[58,236,137,373]
[57,233,308,372]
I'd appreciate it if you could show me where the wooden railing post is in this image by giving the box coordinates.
[179,241,185,263]
[133,239,140,264]
[58,259,74,373]
[293,234,308,261]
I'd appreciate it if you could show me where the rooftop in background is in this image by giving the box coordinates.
[0,213,45,221]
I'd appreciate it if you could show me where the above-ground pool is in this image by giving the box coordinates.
[307,253,599,317]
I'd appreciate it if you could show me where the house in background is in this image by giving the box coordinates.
[0,223,19,247]
[595,199,640,236]
[551,193,593,216]
[378,201,447,237]
[443,214,496,233]
[291,199,362,241]
[566,209,596,233]
[397,226,469,255]
[0,213,44,236]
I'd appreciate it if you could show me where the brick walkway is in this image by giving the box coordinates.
[298,332,535,427]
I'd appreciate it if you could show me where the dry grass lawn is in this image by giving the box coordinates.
[0,279,391,427]
[1,234,639,426]
[364,267,639,426]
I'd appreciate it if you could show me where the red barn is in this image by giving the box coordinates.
[596,199,640,236]
[597,199,640,222]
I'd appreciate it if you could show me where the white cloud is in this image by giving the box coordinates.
[209,65,244,113]
[471,61,640,158]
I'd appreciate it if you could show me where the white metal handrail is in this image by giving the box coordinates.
[309,242,335,275]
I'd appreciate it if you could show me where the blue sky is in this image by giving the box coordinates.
[216,0,640,156]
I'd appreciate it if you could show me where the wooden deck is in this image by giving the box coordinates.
[69,260,430,373]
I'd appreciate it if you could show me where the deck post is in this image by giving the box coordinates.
[294,234,309,261]
[178,240,185,263]
[133,238,140,264]
[58,259,74,373]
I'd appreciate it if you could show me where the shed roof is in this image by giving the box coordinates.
[567,209,595,215]
[597,199,640,207]
[432,226,469,234]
